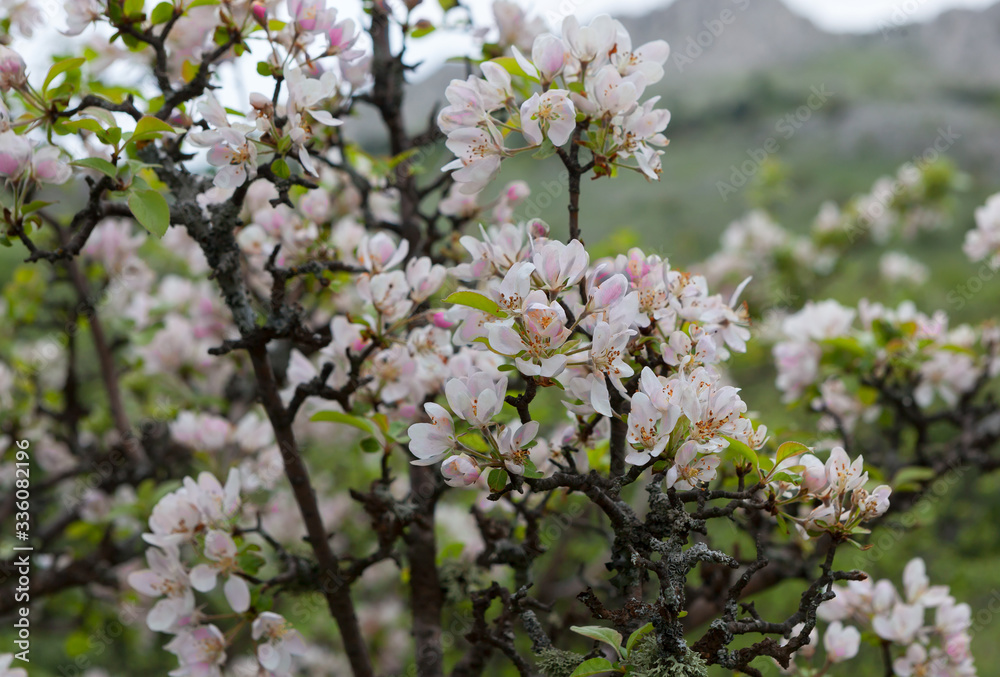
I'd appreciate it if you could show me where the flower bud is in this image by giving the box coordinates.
[0,130,33,181]
[528,218,550,239]
[0,46,27,92]
[250,1,268,27]
[431,311,454,329]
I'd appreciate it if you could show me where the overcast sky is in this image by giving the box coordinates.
[12,0,1000,104]
[486,0,1000,31]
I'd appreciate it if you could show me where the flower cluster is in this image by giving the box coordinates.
[772,297,997,440]
[782,558,974,676]
[128,469,307,676]
[963,192,1000,266]
[439,14,671,192]
[781,446,891,535]
[699,160,962,315]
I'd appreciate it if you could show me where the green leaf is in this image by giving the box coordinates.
[438,542,464,564]
[444,291,503,317]
[489,56,538,80]
[127,189,170,237]
[59,118,107,136]
[256,61,272,77]
[570,626,623,657]
[310,410,378,437]
[410,23,435,38]
[124,0,145,16]
[532,138,558,159]
[21,200,55,215]
[776,441,810,466]
[487,468,508,493]
[271,157,291,179]
[359,437,382,453]
[187,0,219,7]
[722,435,758,472]
[438,0,458,10]
[70,157,118,179]
[150,2,175,24]
[43,57,85,95]
[625,622,653,654]
[568,657,614,677]
[371,412,390,434]
[892,466,937,490]
[129,115,176,144]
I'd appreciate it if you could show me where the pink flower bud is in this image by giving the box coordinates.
[528,219,549,239]
[250,1,268,27]
[0,131,32,181]
[505,180,530,202]
[431,312,454,329]
[0,46,27,92]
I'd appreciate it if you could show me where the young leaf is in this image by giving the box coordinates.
[310,410,379,437]
[410,23,436,38]
[569,626,623,658]
[271,158,291,179]
[127,189,170,238]
[150,2,175,24]
[129,115,177,145]
[625,622,653,654]
[70,158,118,180]
[487,468,508,493]
[721,435,759,473]
[43,57,86,95]
[359,437,382,453]
[568,657,615,677]
[444,291,503,317]
[532,138,557,159]
[776,441,810,466]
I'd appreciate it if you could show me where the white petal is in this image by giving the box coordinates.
[225,575,251,613]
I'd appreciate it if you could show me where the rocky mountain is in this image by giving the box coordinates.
[344,0,1000,258]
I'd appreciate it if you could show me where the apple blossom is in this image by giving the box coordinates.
[408,403,458,465]
[442,123,507,194]
[873,602,924,644]
[532,239,589,291]
[164,624,228,677]
[357,232,409,273]
[665,441,721,490]
[252,612,307,675]
[497,420,539,474]
[823,621,860,663]
[189,530,251,613]
[520,90,576,147]
[625,392,675,464]
[445,373,507,427]
[561,14,616,63]
[406,256,447,302]
[903,558,951,607]
[964,192,1000,264]
[127,546,196,632]
[441,453,482,487]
